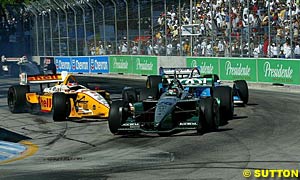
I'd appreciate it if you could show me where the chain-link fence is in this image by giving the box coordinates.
[24,0,300,59]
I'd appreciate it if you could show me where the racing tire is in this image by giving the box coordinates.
[139,88,158,101]
[146,75,162,97]
[52,92,71,122]
[203,74,220,83]
[213,86,233,124]
[7,85,30,113]
[234,80,249,105]
[108,100,128,135]
[122,87,138,103]
[198,97,220,133]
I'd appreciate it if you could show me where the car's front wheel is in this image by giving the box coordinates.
[108,100,128,134]
[198,97,220,133]
[52,92,71,121]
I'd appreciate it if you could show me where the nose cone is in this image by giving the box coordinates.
[154,97,177,127]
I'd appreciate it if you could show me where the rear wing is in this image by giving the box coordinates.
[20,71,68,85]
[159,67,218,86]
[1,56,28,64]
[159,67,201,79]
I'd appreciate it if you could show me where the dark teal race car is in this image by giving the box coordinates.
[145,67,249,123]
[108,76,234,136]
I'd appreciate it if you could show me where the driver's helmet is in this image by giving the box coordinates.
[67,82,78,87]
[191,67,201,78]
[67,76,78,87]
[168,87,180,96]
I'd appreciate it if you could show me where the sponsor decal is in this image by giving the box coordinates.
[136,58,153,71]
[28,75,61,81]
[191,60,214,74]
[113,57,128,69]
[40,97,52,108]
[56,59,70,70]
[90,59,108,70]
[225,61,251,76]
[75,60,89,70]
[263,61,293,79]
[71,59,76,70]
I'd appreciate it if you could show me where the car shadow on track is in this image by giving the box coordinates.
[118,128,233,138]
[231,115,248,120]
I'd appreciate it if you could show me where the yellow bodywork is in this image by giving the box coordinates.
[25,74,110,119]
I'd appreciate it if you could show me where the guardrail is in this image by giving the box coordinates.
[37,56,300,85]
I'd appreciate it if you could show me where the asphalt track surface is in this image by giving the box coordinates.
[0,75,300,180]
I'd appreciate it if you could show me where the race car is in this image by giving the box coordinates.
[1,56,40,77]
[7,72,110,121]
[144,67,249,123]
[153,67,248,104]
[108,77,221,136]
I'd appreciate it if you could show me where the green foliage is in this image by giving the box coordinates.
[1,0,33,7]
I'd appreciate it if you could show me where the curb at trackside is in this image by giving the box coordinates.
[0,128,38,165]
[0,140,38,165]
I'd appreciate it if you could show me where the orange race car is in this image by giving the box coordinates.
[7,73,110,121]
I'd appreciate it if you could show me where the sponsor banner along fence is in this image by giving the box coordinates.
[187,57,300,85]
[53,55,300,85]
[54,56,109,74]
[110,56,157,75]
[55,55,157,75]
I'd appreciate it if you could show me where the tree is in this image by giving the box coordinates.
[0,0,32,7]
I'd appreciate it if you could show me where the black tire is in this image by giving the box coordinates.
[234,80,249,104]
[198,97,219,133]
[52,92,71,121]
[122,87,137,103]
[139,88,158,101]
[146,75,162,97]
[213,86,233,124]
[203,74,220,83]
[108,100,128,134]
[146,75,162,89]
[7,85,30,113]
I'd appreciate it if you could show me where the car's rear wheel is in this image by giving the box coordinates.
[146,75,162,97]
[52,92,70,121]
[213,86,233,124]
[122,87,138,103]
[7,85,30,113]
[234,80,249,105]
[198,97,219,133]
[108,100,128,134]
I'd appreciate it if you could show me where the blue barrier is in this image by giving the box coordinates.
[90,56,109,74]
[54,56,109,74]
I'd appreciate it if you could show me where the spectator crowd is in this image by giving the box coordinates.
[88,0,300,58]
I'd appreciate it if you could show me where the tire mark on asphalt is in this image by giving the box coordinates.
[46,122,68,146]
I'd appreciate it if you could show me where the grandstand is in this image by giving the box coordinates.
[2,0,300,58]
